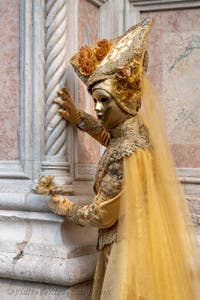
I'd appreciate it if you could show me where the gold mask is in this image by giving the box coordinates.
[92,80,131,131]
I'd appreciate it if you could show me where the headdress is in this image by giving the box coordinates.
[70,18,154,115]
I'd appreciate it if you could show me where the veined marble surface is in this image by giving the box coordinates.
[142,9,200,167]
[0,0,19,160]
[77,0,101,165]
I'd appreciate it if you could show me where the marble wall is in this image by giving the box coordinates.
[141,9,200,168]
[0,0,19,160]
[77,0,101,164]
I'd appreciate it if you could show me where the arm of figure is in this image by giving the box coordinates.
[77,110,110,147]
[54,88,110,147]
[49,192,120,228]
[49,158,123,228]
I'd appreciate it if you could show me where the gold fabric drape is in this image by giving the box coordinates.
[100,78,200,299]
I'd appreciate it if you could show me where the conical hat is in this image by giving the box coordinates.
[70,18,154,115]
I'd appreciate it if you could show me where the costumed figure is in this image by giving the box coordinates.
[48,18,200,299]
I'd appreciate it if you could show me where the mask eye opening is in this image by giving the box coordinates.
[100,97,109,103]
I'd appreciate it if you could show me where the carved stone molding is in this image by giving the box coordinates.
[0,193,92,211]
[75,164,96,181]
[0,251,97,286]
[42,0,72,183]
[129,0,200,11]
[177,168,200,195]
[45,0,67,159]
[0,279,93,298]
[0,209,97,286]
[87,0,106,8]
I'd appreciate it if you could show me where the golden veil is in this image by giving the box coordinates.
[101,77,200,300]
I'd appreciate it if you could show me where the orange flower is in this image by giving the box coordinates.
[79,57,97,75]
[78,46,97,75]
[97,39,111,51]
[77,40,112,75]
[79,46,93,59]
[95,39,111,61]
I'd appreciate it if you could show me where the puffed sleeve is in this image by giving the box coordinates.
[50,158,123,229]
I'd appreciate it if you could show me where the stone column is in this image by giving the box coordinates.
[42,0,72,184]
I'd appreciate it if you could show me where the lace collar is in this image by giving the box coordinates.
[110,115,139,138]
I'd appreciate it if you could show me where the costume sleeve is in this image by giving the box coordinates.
[67,192,120,228]
[55,158,123,229]
[77,110,110,147]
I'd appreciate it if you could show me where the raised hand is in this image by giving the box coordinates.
[54,88,81,124]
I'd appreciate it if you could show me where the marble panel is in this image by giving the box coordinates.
[171,144,200,169]
[141,9,200,167]
[0,0,19,160]
[78,0,99,48]
[77,0,100,164]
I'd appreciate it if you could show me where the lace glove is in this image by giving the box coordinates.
[77,110,110,147]
[49,194,74,216]
[54,88,81,125]
[54,87,110,146]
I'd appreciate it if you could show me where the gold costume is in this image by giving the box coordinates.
[49,18,200,299]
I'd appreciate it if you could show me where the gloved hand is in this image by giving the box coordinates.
[49,194,74,216]
[54,88,81,125]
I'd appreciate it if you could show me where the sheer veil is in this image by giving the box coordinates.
[101,77,200,300]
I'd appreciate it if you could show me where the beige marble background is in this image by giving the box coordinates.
[0,0,19,160]
[77,0,101,164]
[142,9,200,168]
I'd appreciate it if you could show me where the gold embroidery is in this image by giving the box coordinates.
[78,110,110,147]
[97,222,118,251]
[63,115,150,250]
[94,115,150,194]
